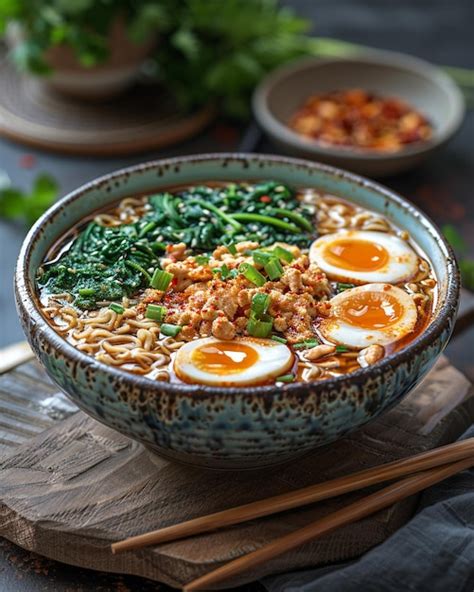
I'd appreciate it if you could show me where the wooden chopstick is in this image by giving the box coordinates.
[183,457,474,591]
[0,341,34,374]
[111,437,474,554]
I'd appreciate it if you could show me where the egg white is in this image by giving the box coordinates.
[319,283,418,349]
[174,337,294,386]
[309,230,419,284]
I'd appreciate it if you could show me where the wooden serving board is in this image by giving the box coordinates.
[0,355,473,590]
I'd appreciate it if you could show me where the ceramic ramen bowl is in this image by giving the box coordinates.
[15,154,459,469]
[253,51,465,177]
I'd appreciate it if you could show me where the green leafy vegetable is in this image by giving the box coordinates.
[37,180,315,309]
[0,173,58,226]
[442,225,474,290]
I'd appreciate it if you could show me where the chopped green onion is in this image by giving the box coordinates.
[78,287,95,297]
[109,302,124,314]
[273,245,295,263]
[230,213,301,234]
[251,293,270,317]
[160,323,182,337]
[247,315,273,338]
[219,264,231,279]
[195,255,210,265]
[268,207,313,231]
[336,345,349,353]
[252,250,274,266]
[276,373,295,383]
[226,242,237,255]
[264,257,284,280]
[293,338,320,350]
[146,304,167,322]
[271,335,287,344]
[151,269,173,291]
[239,263,266,287]
[337,282,355,292]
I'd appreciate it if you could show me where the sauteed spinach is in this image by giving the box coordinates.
[37,181,316,309]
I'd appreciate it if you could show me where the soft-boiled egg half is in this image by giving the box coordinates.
[309,230,419,284]
[174,337,294,386]
[319,283,418,349]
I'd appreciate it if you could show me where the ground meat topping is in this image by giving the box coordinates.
[153,242,331,343]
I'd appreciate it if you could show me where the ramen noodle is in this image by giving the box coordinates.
[37,181,436,386]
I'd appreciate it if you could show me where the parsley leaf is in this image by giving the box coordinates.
[0,173,59,226]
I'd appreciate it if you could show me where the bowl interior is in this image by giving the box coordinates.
[25,155,453,328]
[256,55,464,158]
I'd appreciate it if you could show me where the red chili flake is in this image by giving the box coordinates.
[260,195,271,203]
[19,154,36,169]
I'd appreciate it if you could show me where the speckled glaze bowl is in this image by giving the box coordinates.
[15,154,459,469]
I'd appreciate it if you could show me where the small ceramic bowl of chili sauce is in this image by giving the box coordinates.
[253,50,465,177]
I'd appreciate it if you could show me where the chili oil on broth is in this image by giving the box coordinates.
[36,181,437,387]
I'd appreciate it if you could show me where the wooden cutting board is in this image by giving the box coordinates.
[0,354,472,590]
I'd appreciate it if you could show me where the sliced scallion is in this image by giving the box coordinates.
[276,373,295,383]
[150,269,173,291]
[271,335,287,344]
[109,302,124,314]
[146,304,167,322]
[337,282,355,292]
[264,257,284,280]
[247,315,273,338]
[252,250,274,266]
[160,323,182,337]
[226,242,237,255]
[251,293,270,317]
[239,263,266,287]
[273,245,294,263]
[195,255,210,265]
[293,338,320,350]
[336,345,349,353]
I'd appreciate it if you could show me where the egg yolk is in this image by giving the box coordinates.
[191,341,259,375]
[324,238,389,271]
[338,291,403,329]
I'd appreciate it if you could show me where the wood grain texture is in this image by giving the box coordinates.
[0,356,472,589]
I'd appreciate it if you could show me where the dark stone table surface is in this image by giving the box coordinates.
[0,0,473,590]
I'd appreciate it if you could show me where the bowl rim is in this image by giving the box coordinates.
[16,152,460,398]
[252,50,466,161]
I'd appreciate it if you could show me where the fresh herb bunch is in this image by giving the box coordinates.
[153,0,309,118]
[0,173,58,225]
[38,181,316,309]
[0,0,168,74]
